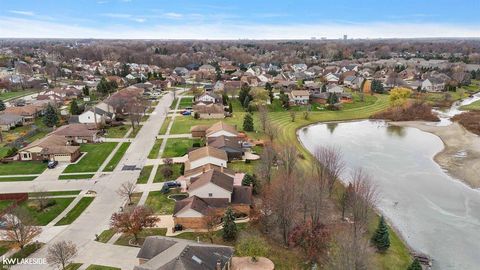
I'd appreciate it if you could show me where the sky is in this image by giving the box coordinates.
[0,0,479,39]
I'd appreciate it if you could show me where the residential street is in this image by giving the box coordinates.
[7,90,176,270]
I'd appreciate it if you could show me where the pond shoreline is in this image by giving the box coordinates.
[391,121,480,189]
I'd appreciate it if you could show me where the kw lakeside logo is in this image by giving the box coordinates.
[1,256,47,267]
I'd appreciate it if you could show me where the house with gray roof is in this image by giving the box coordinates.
[0,113,24,131]
[135,236,234,270]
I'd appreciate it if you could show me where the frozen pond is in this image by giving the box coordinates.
[298,120,480,270]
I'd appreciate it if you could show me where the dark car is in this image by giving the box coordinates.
[47,160,58,169]
[165,181,181,188]
[181,111,191,116]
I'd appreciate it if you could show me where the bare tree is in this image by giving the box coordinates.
[47,241,78,270]
[314,146,345,196]
[348,168,379,237]
[254,145,276,185]
[33,188,50,211]
[258,105,269,133]
[264,121,279,143]
[203,209,221,244]
[117,181,136,205]
[276,145,298,178]
[161,158,174,179]
[327,226,371,270]
[266,167,297,245]
[2,207,42,249]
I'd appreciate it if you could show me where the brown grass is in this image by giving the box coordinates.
[453,111,480,135]
[371,102,439,122]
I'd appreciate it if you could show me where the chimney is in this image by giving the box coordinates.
[216,260,221,270]
[221,166,224,173]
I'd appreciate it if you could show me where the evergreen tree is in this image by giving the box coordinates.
[43,104,59,127]
[371,216,390,252]
[222,93,229,106]
[265,82,274,103]
[243,113,254,132]
[121,63,130,77]
[222,207,237,241]
[0,99,5,111]
[69,99,81,115]
[239,84,251,107]
[321,84,327,93]
[241,174,259,194]
[82,86,90,96]
[407,259,422,270]
[327,93,338,105]
[243,96,251,109]
[372,79,385,94]
[228,102,233,113]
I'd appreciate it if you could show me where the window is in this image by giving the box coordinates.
[208,193,213,197]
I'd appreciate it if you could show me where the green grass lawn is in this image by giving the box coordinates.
[460,99,480,111]
[0,176,37,182]
[114,228,167,247]
[65,263,83,270]
[137,165,153,184]
[0,162,46,176]
[0,241,11,256]
[18,198,75,226]
[0,147,10,159]
[153,163,183,183]
[85,265,120,270]
[64,143,118,173]
[0,200,14,213]
[178,97,193,109]
[95,229,116,243]
[228,160,259,175]
[0,90,35,101]
[104,125,130,138]
[29,190,81,197]
[148,139,162,159]
[158,117,171,135]
[145,189,186,214]
[55,197,95,226]
[58,174,95,180]
[128,125,142,138]
[103,143,130,172]
[162,138,201,158]
[169,115,244,135]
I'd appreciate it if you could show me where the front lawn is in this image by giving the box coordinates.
[178,97,193,109]
[103,143,130,172]
[169,114,245,135]
[58,174,95,180]
[55,197,95,226]
[64,143,118,173]
[104,125,130,138]
[114,228,167,247]
[85,265,120,270]
[158,117,171,135]
[145,189,186,215]
[0,200,14,213]
[19,198,75,225]
[0,162,46,176]
[95,229,116,243]
[153,163,183,183]
[162,138,201,158]
[128,125,142,138]
[148,139,162,159]
[0,176,37,182]
[137,165,153,184]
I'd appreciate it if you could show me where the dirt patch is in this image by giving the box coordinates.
[453,111,480,135]
[372,102,439,122]
[392,121,480,188]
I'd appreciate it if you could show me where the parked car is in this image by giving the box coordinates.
[182,111,192,116]
[47,160,58,169]
[165,181,181,188]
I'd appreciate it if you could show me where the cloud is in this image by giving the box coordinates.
[164,12,183,19]
[8,10,35,16]
[0,16,479,40]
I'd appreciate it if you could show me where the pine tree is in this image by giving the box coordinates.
[371,215,390,252]
[70,99,81,115]
[407,259,422,270]
[0,99,5,111]
[222,207,237,241]
[43,104,59,127]
[243,113,254,132]
[82,86,90,96]
[228,102,233,113]
[243,96,250,109]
